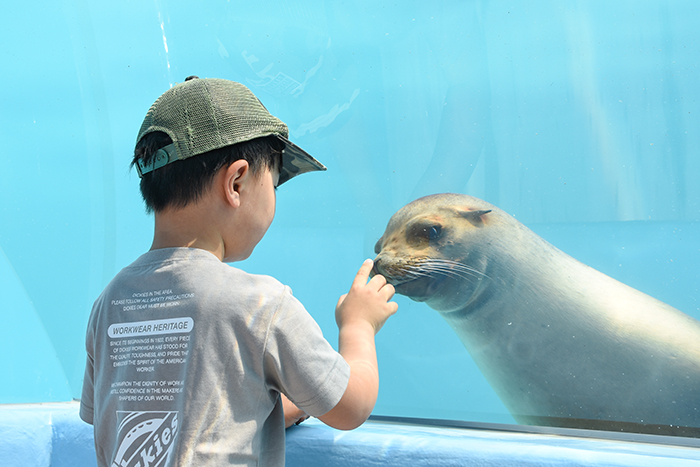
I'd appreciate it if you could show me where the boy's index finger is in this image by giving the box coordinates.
[354,259,374,286]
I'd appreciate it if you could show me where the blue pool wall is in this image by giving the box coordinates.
[2,403,700,467]
[1,0,700,429]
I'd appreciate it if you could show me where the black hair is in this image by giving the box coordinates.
[132,132,283,213]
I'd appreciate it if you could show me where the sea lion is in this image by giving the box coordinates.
[373,193,700,436]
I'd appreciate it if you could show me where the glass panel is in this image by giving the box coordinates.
[1,0,698,438]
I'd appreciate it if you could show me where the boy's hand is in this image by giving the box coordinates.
[335,259,398,334]
[281,394,309,428]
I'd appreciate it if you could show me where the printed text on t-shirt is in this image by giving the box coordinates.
[110,288,195,312]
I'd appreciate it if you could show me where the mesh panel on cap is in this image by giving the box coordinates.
[135,78,326,184]
[137,79,288,161]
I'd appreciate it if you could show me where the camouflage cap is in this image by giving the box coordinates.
[135,76,326,186]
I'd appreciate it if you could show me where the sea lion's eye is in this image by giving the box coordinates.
[427,225,441,240]
[407,221,442,248]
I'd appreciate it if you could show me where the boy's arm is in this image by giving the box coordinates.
[318,259,398,430]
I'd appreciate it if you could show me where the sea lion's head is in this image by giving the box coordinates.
[373,193,494,313]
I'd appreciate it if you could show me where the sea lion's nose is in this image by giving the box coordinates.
[374,237,383,255]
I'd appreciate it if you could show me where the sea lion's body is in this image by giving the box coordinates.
[373,193,700,435]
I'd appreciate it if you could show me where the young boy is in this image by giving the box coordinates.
[80,77,398,467]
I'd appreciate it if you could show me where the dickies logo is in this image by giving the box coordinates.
[111,411,178,467]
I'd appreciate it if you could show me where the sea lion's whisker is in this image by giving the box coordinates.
[419,259,491,281]
[399,265,433,280]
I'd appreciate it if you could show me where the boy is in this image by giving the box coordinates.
[80,77,398,466]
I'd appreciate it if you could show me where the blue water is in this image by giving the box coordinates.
[1,0,699,428]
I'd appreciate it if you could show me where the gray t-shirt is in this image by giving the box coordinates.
[80,248,350,467]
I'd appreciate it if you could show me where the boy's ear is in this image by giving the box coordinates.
[222,160,250,208]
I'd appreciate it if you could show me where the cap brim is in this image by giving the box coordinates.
[275,134,327,186]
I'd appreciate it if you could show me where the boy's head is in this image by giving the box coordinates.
[133,77,325,212]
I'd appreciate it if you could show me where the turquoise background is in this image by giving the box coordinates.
[1,0,699,425]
